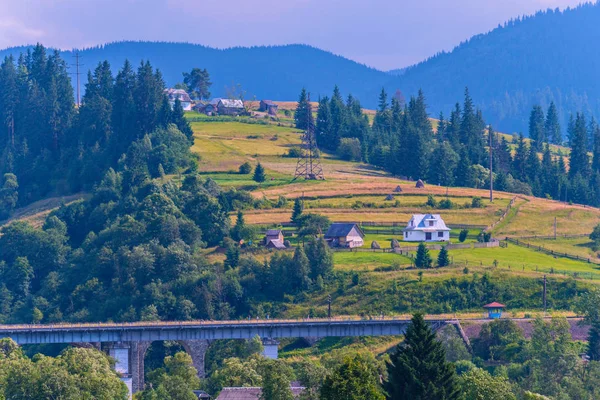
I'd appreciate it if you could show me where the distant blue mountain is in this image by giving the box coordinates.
[392,2,600,134]
[0,42,391,108]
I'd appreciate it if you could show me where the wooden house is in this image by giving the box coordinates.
[264,229,286,249]
[324,223,365,248]
[259,100,279,115]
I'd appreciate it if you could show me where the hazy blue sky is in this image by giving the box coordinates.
[0,0,587,70]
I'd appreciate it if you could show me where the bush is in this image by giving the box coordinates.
[284,147,304,158]
[426,194,437,208]
[337,138,362,161]
[239,162,252,174]
[438,199,454,209]
[471,197,484,208]
[459,229,469,243]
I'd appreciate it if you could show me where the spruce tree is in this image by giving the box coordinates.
[528,105,545,150]
[385,314,460,400]
[291,246,311,291]
[253,162,266,183]
[545,102,562,145]
[294,88,313,130]
[569,113,590,178]
[512,134,528,181]
[378,87,388,113]
[171,98,194,140]
[291,197,304,224]
[316,96,332,150]
[429,141,458,186]
[415,243,432,268]
[592,122,600,173]
[437,246,450,267]
[588,323,600,361]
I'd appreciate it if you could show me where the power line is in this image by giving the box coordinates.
[70,52,84,107]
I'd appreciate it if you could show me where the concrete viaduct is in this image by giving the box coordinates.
[0,318,450,395]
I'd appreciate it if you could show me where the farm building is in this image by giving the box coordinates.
[218,99,245,116]
[264,229,286,249]
[259,100,279,114]
[403,214,450,242]
[324,223,365,248]
[164,88,192,111]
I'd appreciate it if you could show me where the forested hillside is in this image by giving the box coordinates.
[0,42,390,106]
[393,2,600,134]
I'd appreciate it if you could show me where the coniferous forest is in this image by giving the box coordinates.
[303,85,600,207]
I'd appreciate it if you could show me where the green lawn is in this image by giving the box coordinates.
[333,251,413,271]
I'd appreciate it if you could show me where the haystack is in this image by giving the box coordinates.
[391,238,400,249]
[385,194,394,201]
[393,185,403,193]
[416,179,425,188]
[371,241,381,249]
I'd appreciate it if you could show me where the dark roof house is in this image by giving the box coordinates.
[259,100,279,114]
[324,223,365,248]
[264,229,286,249]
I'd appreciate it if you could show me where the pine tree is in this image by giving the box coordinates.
[428,141,458,186]
[588,323,600,361]
[253,162,266,183]
[291,246,311,291]
[593,122,600,173]
[385,314,460,400]
[512,134,528,181]
[528,105,545,150]
[455,147,475,187]
[378,87,388,113]
[170,98,194,140]
[437,246,450,267]
[291,197,304,224]
[545,102,562,145]
[316,96,332,150]
[460,87,484,164]
[232,211,246,242]
[415,243,432,268]
[447,103,462,151]
[294,88,313,130]
[569,113,590,178]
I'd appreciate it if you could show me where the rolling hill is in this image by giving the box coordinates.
[391,2,600,134]
[0,42,391,107]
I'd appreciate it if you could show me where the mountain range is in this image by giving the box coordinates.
[2,2,600,134]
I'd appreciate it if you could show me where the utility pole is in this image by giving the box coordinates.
[489,126,494,202]
[71,52,83,108]
[327,295,332,319]
[543,275,547,315]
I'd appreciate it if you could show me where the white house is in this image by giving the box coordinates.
[403,214,450,242]
[164,88,193,111]
[324,223,365,248]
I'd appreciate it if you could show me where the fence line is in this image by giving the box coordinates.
[505,237,600,265]
[485,196,517,233]
[332,241,499,254]
[506,234,588,240]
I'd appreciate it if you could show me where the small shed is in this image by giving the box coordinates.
[416,179,425,188]
[259,100,279,114]
[264,229,286,249]
[483,302,505,319]
[393,185,403,193]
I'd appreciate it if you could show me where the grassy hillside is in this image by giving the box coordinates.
[190,117,600,303]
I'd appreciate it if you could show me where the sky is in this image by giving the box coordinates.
[0,0,588,70]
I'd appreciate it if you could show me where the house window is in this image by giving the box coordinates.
[438,231,443,238]
[426,232,432,240]
[429,221,434,227]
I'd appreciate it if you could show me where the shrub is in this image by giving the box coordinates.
[471,197,484,208]
[438,199,454,209]
[284,147,304,158]
[459,229,469,243]
[337,138,362,161]
[239,162,252,174]
[426,194,437,208]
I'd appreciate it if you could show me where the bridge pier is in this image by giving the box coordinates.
[179,340,210,379]
[262,338,280,359]
[106,342,133,396]
[130,341,151,393]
